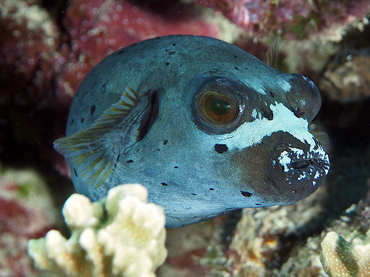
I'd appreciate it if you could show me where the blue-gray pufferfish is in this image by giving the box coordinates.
[54,35,330,228]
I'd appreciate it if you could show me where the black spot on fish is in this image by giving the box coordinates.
[70,119,74,125]
[255,203,262,206]
[172,43,177,46]
[163,139,168,145]
[169,51,175,55]
[126,159,134,163]
[165,62,170,66]
[74,168,78,177]
[269,91,275,98]
[80,118,84,123]
[214,144,228,153]
[101,84,106,94]
[234,66,239,70]
[180,64,183,67]
[209,188,214,191]
[233,55,238,58]
[116,49,125,55]
[174,166,178,169]
[90,105,96,115]
[191,193,196,196]
[266,109,274,120]
[294,108,305,118]
[161,182,168,186]
[241,191,252,197]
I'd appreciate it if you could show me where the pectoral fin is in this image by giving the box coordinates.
[54,87,139,189]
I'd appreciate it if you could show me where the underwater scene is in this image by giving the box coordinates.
[1,0,370,276]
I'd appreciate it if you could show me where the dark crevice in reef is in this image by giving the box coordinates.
[38,0,70,39]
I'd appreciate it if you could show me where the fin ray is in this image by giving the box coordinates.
[266,36,281,69]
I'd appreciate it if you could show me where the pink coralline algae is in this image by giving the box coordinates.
[198,0,370,38]
[0,171,58,277]
[60,0,219,99]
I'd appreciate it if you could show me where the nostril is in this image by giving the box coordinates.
[291,159,313,169]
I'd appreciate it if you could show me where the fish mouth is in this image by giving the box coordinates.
[282,151,330,173]
[291,158,318,169]
[277,142,330,196]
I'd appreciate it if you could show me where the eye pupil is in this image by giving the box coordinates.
[211,99,231,115]
[197,90,238,126]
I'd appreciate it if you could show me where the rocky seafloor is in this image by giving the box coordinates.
[1,0,370,276]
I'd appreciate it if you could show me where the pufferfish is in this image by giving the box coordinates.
[54,35,330,228]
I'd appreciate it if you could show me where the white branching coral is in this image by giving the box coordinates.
[28,184,167,277]
[320,230,370,277]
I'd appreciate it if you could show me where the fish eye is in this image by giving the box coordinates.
[197,90,238,126]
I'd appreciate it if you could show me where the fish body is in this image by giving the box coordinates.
[55,35,330,228]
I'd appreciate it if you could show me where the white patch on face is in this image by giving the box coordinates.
[277,78,292,93]
[290,147,305,156]
[251,109,263,120]
[300,99,306,106]
[241,77,292,96]
[251,109,258,119]
[297,172,307,180]
[211,102,311,150]
[278,151,291,173]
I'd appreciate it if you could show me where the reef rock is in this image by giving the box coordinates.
[197,0,370,39]
[319,48,370,103]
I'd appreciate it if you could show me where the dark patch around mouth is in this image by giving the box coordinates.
[231,131,329,205]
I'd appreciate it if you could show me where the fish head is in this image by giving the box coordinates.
[191,73,329,203]
[117,70,330,227]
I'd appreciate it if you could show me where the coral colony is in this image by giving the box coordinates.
[28,184,167,277]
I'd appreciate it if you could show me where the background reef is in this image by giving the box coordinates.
[1,0,370,276]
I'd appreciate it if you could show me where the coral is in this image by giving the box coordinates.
[319,48,370,103]
[197,187,328,277]
[197,0,370,39]
[221,181,333,276]
[320,230,370,277]
[278,236,327,277]
[0,166,59,277]
[28,184,167,277]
